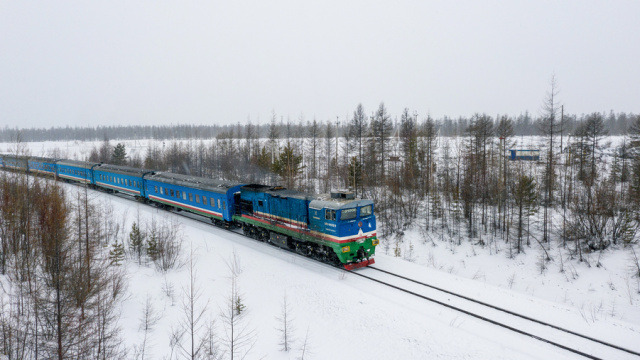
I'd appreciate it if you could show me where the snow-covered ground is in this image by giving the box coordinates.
[79,188,640,359]
[1,138,639,359]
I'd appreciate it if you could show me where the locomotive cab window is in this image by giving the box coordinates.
[360,205,372,217]
[325,209,336,221]
[341,208,356,220]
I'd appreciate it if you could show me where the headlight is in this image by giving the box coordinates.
[372,239,379,246]
[341,246,350,253]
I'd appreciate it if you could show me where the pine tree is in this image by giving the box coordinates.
[272,141,304,189]
[512,174,537,254]
[112,143,127,165]
[129,221,145,265]
[109,239,125,266]
[147,227,159,262]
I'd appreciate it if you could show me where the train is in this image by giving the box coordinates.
[0,154,378,270]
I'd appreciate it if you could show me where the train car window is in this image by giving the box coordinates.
[325,209,336,221]
[360,205,372,217]
[154,186,158,193]
[203,196,207,206]
[196,194,200,203]
[170,189,174,197]
[211,197,215,206]
[258,200,263,207]
[176,190,180,198]
[218,199,221,208]
[128,179,131,186]
[189,193,193,202]
[183,192,187,200]
[341,208,357,220]
[160,187,164,195]
[223,201,226,210]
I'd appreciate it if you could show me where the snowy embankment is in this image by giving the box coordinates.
[70,185,638,359]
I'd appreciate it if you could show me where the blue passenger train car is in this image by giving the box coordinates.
[57,160,99,184]
[94,164,151,197]
[27,156,57,176]
[509,149,540,161]
[146,172,243,223]
[2,155,28,171]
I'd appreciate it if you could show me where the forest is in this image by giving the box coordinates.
[73,103,640,261]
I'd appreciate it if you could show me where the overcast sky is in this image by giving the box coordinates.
[1,1,639,128]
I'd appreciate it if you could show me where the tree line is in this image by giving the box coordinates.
[1,110,637,143]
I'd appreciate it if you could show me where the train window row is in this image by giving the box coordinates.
[98,174,140,188]
[60,168,84,177]
[153,185,226,210]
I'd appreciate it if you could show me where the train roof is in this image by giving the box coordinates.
[96,163,153,177]
[57,159,100,169]
[241,184,315,201]
[27,156,58,163]
[149,172,243,194]
[1,154,55,162]
[309,195,374,210]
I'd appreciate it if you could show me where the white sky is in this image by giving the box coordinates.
[1,1,639,128]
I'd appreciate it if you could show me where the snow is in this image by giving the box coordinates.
[1,138,639,359]
[72,188,640,359]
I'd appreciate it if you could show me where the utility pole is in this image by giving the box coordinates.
[335,116,339,188]
[560,105,564,154]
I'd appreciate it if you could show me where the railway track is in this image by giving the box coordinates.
[350,266,640,360]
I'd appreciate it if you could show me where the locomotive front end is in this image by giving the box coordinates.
[309,192,378,270]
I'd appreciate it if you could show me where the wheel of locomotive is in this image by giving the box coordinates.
[259,229,269,242]
[314,246,330,262]
[295,242,313,257]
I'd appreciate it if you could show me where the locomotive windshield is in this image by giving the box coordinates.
[341,208,356,220]
[360,205,372,217]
